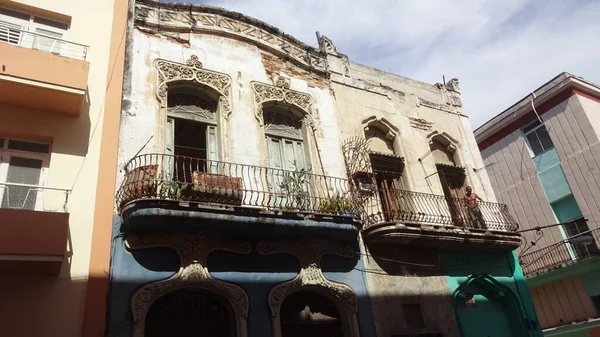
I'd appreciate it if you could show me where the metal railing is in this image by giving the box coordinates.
[359,188,519,232]
[0,23,89,61]
[0,182,70,212]
[520,226,600,276]
[116,154,356,217]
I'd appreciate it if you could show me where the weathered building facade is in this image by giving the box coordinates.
[476,73,600,336]
[107,1,542,337]
[0,0,127,336]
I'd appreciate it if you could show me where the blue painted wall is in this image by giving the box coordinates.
[441,251,544,337]
[106,215,377,337]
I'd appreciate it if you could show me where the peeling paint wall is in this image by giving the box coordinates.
[328,53,494,200]
[325,50,497,337]
[115,30,347,194]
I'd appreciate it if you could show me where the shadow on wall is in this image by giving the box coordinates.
[367,244,517,278]
[0,89,92,157]
[0,225,80,337]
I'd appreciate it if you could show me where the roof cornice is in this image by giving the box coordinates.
[134,0,329,75]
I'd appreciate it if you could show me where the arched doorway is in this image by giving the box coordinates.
[145,289,235,337]
[263,105,312,210]
[453,274,531,337]
[364,122,405,221]
[429,135,465,225]
[280,291,344,337]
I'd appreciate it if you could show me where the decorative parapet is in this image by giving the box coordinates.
[135,0,328,75]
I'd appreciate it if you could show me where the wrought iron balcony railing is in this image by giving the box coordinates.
[0,22,89,61]
[0,182,70,212]
[116,154,356,217]
[519,226,600,277]
[359,188,519,232]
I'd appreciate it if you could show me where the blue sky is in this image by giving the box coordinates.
[188,0,600,128]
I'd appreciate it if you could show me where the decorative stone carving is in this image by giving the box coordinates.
[137,2,328,74]
[317,33,337,55]
[257,238,359,337]
[186,54,203,69]
[275,76,291,89]
[409,117,434,131]
[126,234,251,337]
[251,81,315,130]
[155,56,233,119]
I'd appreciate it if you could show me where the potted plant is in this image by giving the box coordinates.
[319,193,356,217]
[278,162,312,212]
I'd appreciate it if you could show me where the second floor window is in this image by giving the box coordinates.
[166,85,220,180]
[0,137,50,210]
[523,120,554,156]
[0,7,69,54]
[264,109,308,172]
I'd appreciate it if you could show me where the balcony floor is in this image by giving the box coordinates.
[121,199,360,243]
[362,222,522,251]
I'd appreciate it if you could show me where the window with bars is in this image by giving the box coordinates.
[0,137,50,210]
[523,120,554,156]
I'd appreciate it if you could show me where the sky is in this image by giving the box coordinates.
[188,0,600,129]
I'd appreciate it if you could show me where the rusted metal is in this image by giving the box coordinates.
[117,153,519,233]
[116,153,355,217]
[519,225,600,277]
[359,187,519,232]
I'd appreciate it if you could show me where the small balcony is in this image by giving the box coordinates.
[0,24,89,115]
[358,188,522,251]
[519,226,600,277]
[0,182,70,275]
[116,154,359,241]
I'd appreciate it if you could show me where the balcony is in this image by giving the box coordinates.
[0,24,89,115]
[358,188,522,251]
[519,226,600,277]
[0,182,70,275]
[116,154,359,241]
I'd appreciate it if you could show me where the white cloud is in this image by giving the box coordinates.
[191,0,600,128]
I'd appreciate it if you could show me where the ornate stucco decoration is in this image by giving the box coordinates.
[136,1,328,74]
[154,55,233,119]
[126,234,251,337]
[257,238,360,337]
[251,79,316,130]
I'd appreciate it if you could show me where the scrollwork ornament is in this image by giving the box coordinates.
[257,238,357,315]
[251,81,315,128]
[126,234,251,337]
[155,56,233,119]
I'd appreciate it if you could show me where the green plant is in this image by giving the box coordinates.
[319,193,355,215]
[278,161,312,211]
[155,170,188,199]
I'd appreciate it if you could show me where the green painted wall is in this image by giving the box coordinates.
[442,251,544,337]
[581,269,600,297]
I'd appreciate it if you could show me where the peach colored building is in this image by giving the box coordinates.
[0,0,127,336]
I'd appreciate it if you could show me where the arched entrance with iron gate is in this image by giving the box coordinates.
[145,289,236,337]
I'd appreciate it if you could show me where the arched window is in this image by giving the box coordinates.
[364,122,405,221]
[145,289,235,337]
[263,106,312,210]
[280,291,343,337]
[165,85,220,182]
[430,135,456,166]
[264,107,308,172]
[429,135,465,225]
